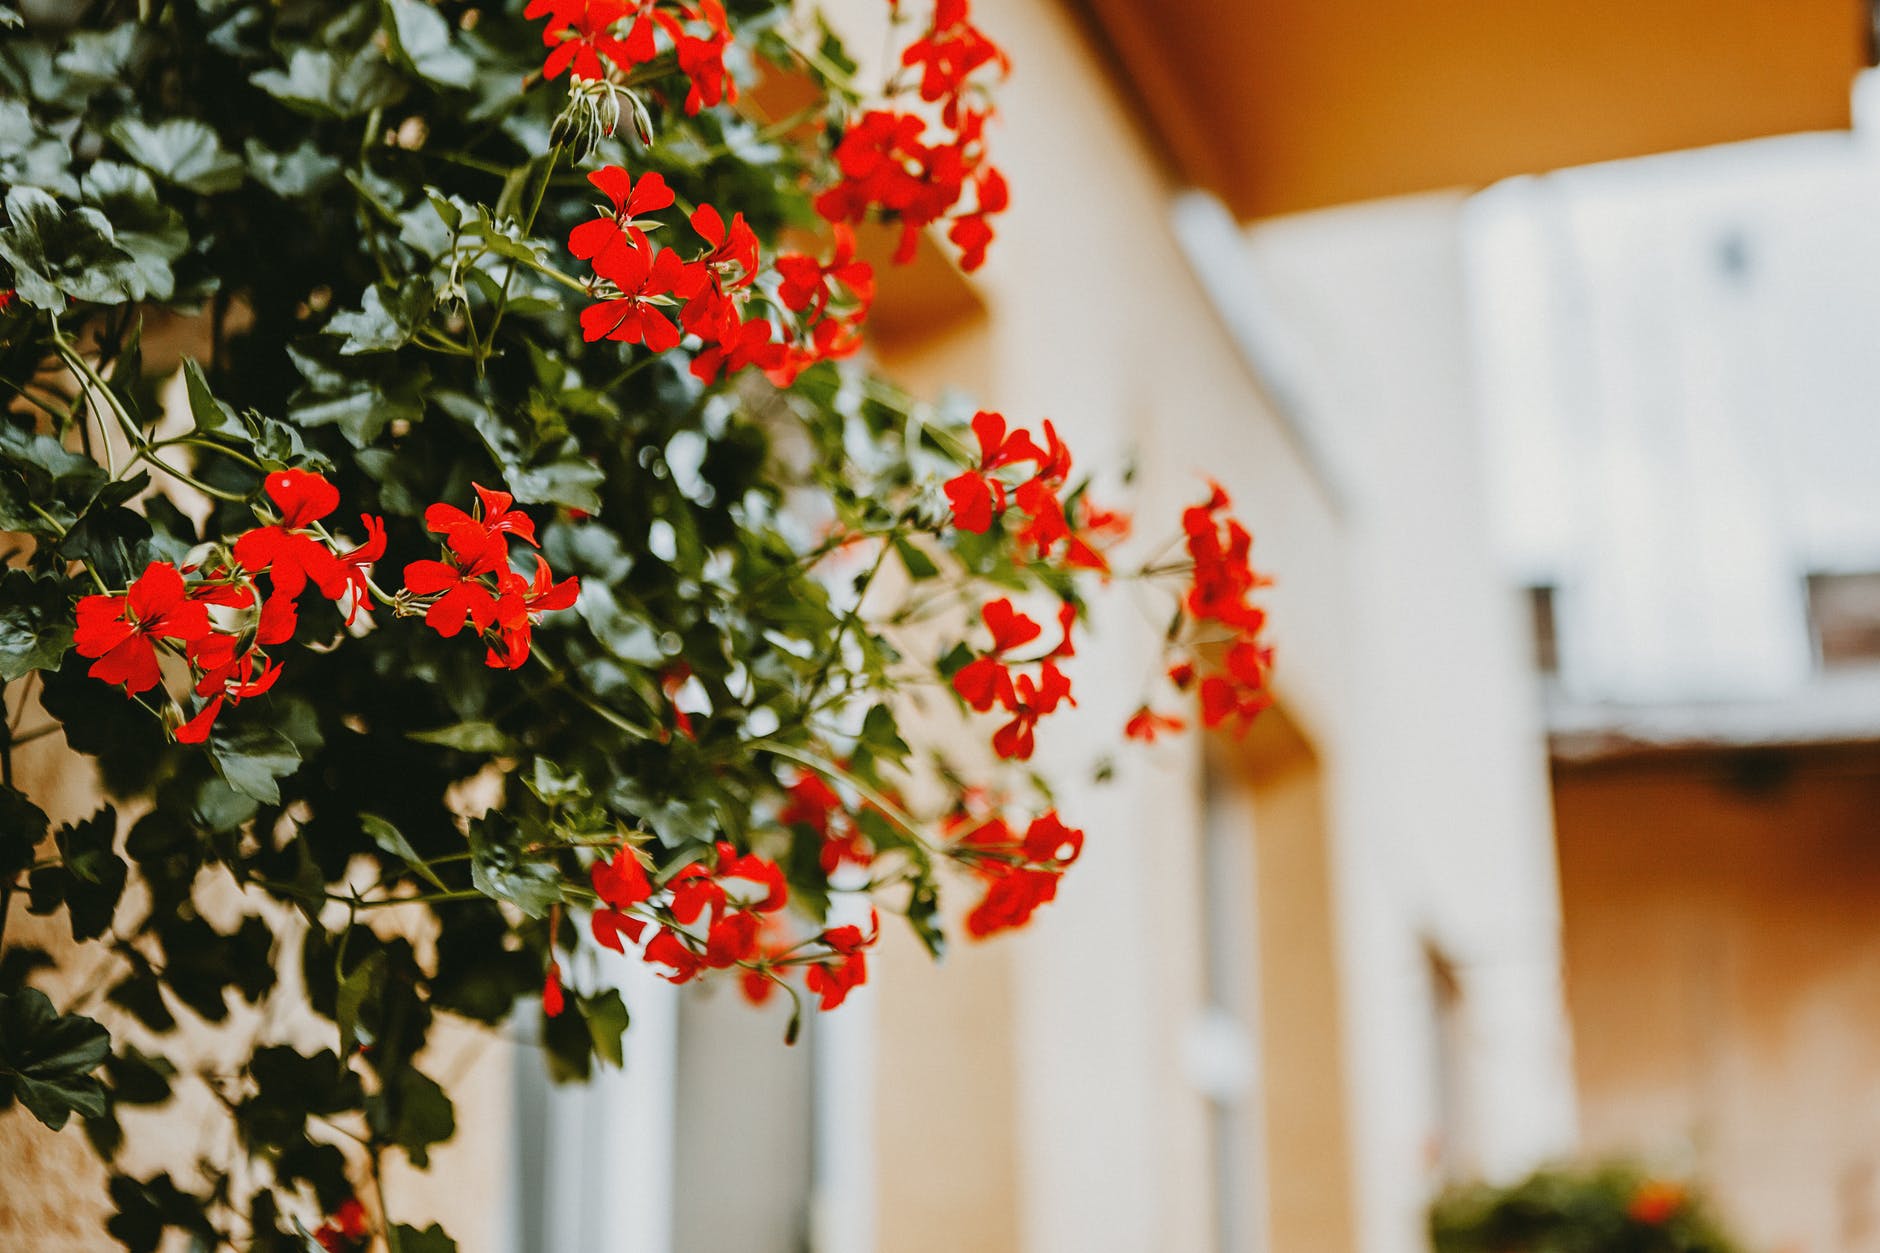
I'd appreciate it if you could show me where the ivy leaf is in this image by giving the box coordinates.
[0,784,48,883]
[54,24,138,91]
[0,185,141,309]
[180,357,242,437]
[0,987,111,1130]
[27,805,125,942]
[250,46,407,119]
[361,814,446,890]
[209,724,302,805]
[108,118,243,194]
[243,139,342,198]
[79,161,187,301]
[327,282,436,355]
[0,568,74,681]
[393,1224,459,1253]
[467,812,561,917]
[366,1065,454,1167]
[508,457,607,513]
[383,0,475,88]
[105,1172,214,1253]
[406,720,514,754]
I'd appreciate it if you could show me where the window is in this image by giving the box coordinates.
[1806,571,1880,666]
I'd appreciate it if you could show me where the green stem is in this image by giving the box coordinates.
[760,741,935,857]
[481,142,566,368]
[802,538,891,702]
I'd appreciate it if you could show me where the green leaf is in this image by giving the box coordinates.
[508,457,607,513]
[582,988,629,1068]
[180,357,242,437]
[0,568,74,681]
[366,1065,454,1167]
[251,46,407,119]
[335,951,385,1059]
[0,987,111,1130]
[406,720,514,754]
[893,534,939,579]
[361,813,446,890]
[0,185,141,308]
[209,724,302,805]
[108,118,243,194]
[0,784,48,881]
[394,1223,459,1253]
[26,805,125,942]
[242,139,342,198]
[467,813,561,917]
[328,283,436,355]
[384,0,476,88]
[79,161,187,301]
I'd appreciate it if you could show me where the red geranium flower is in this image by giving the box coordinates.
[73,562,212,695]
[569,167,675,270]
[990,661,1072,760]
[580,227,697,351]
[232,470,352,604]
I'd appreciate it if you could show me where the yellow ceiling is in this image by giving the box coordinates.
[1076,0,1872,218]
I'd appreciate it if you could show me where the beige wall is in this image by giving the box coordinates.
[1558,748,1880,1253]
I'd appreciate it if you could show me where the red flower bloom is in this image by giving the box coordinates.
[957,809,1084,938]
[569,167,675,270]
[73,562,212,695]
[542,960,566,1018]
[1198,639,1273,732]
[487,557,581,669]
[580,226,697,351]
[312,1197,372,1252]
[805,915,878,1010]
[336,515,387,622]
[965,866,1060,938]
[1124,706,1186,742]
[776,225,874,319]
[425,483,539,560]
[232,470,350,603]
[527,0,647,80]
[943,411,1045,533]
[951,597,1040,712]
[990,661,1072,761]
[689,202,760,291]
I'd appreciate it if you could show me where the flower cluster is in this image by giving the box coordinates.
[949,806,1084,938]
[943,410,1110,570]
[816,0,1010,271]
[952,597,1076,761]
[1128,482,1274,739]
[72,469,383,743]
[571,167,874,386]
[400,483,580,669]
[778,771,875,874]
[525,0,734,114]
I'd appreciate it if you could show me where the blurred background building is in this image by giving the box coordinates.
[8,2,1880,1251]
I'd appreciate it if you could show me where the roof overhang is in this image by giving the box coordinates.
[1074,0,1873,219]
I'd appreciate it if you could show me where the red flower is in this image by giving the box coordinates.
[645,927,704,983]
[425,482,538,560]
[1124,706,1185,742]
[336,515,387,622]
[943,411,1046,533]
[580,226,697,351]
[990,661,1072,760]
[1627,1181,1686,1226]
[569,167,675,270]
[951,597,1040,712]
[312,1197,372,1252]
[1198,639,1273,732]
[74,562,212,695]
[487,557,581,669]
[527,0,647,80]
[232,470,350,603]
[776,225,874,319]
[805,915,877,1010]
[542,960,566,1018]
[689,202,760,291]
[403,543,506,640]
[966,866,1060,937]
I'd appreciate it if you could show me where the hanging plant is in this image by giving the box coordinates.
[0,0,1274,1247]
